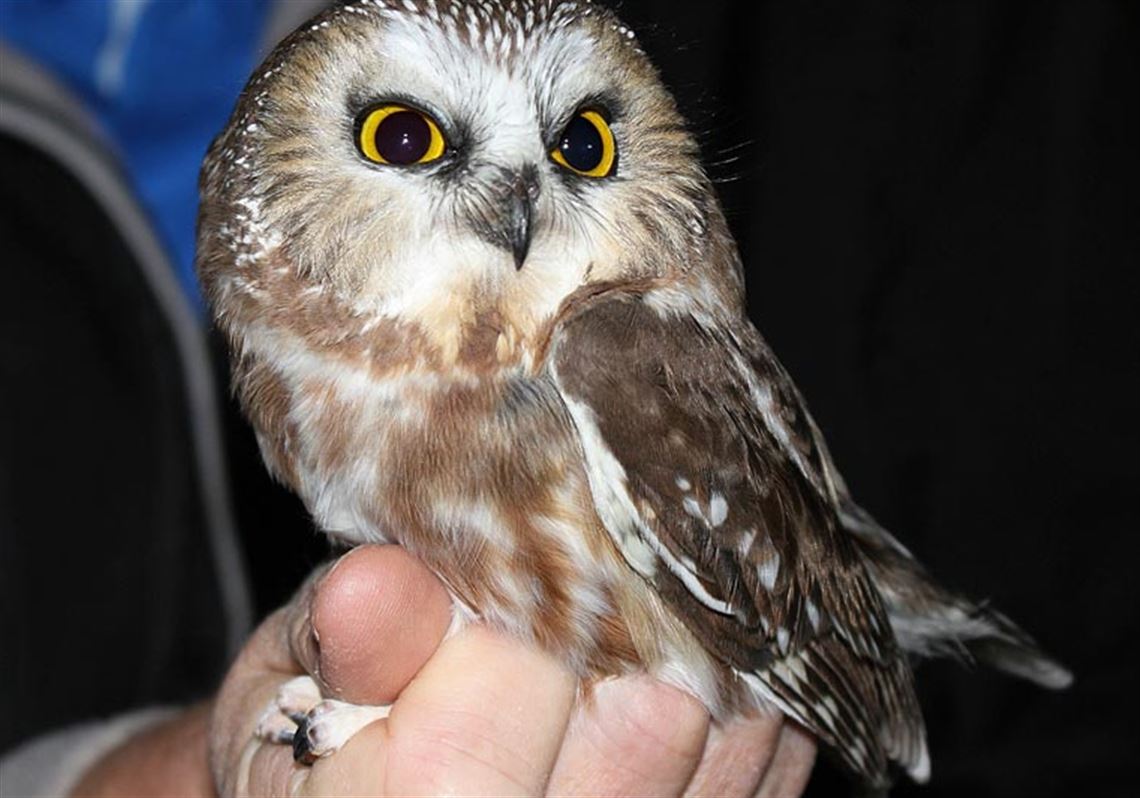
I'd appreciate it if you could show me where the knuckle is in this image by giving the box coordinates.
[384,710,538,794]
[600,679,710,763]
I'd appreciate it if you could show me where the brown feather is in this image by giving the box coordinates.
[551,287,926,784]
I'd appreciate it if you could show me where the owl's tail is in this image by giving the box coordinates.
[839,500,1073,690]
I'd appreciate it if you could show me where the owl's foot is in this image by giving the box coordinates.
[255,675,322,745]
[292,698,392,764]
[255,675,392,765]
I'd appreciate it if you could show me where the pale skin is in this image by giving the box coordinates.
[72,545,816,797]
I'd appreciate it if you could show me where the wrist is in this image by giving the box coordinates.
[70,702,215,798]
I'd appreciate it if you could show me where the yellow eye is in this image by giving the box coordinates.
[356,104,446,165]
[550,110,616,178]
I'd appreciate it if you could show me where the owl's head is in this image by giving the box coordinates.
[198,0,741,367]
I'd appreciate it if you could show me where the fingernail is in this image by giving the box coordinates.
[288,601,322,682]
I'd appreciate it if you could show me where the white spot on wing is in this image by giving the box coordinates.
[737,671,810,732]
[708,492,728,527]
[806,599,821,631]
[823,695,840,718]
[776,627,791,654]
[757,551,781,591]
[815,695,839,732]
[737,528,758,557]
[551,395,658,579]
[556,389,734,616]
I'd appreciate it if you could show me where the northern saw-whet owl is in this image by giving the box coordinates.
[197,0,1072,790]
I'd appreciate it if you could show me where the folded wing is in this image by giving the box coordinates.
[549,286,928,787]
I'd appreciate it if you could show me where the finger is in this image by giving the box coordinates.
[218,556,346,794]
[72,702,215,798]
[547,674,710,796]
[683,711,783,797]
[754,722,816,798]
[312,625,576,797]
[211,608,301,797]
[290,716,391,797]
[217,561,347,796]
[242,738,303,798]
[298,545,455,705]
[223,546,452,795]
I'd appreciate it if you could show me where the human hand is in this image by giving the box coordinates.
[210,544,817,797]
[74,544,814,796]
[69,703,214,797]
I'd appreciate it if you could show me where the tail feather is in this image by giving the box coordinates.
[839,499,1073,690]
[949,604,1073,689]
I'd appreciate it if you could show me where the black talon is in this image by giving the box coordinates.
[292,715,318,765]
[270,728,295,746]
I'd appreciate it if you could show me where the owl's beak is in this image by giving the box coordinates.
[471,166,540,270]
[505,167,539,270]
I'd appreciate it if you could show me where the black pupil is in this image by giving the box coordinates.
[559,115,604,173]
[374,110,432,164]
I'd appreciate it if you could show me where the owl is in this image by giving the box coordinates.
[197,0,1071,790]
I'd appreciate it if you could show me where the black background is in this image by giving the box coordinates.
[601,2,1136,795]
[223,2,1139,795]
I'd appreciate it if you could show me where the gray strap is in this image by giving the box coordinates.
[0,46,253,659]
[260,0,334,57]
[0,708,177,798]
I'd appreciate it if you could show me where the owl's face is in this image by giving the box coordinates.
[200,1,737,366]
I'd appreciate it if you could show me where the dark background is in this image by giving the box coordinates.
[609,1,1137,795]
[3,1,1136,795]
[224,1,1140,794]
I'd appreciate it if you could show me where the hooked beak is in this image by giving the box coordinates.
[507,176,534,270]
[467,165,541,270]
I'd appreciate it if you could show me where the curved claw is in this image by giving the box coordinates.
[293,714,319,765]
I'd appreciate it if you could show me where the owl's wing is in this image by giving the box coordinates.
[549,286,927,787]
[808,367,1073,691]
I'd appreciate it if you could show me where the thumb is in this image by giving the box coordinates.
[298,544,455,705]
